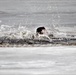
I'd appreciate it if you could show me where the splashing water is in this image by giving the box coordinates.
[0,25,34,39]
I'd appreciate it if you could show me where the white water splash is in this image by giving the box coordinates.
[0,25,34,39]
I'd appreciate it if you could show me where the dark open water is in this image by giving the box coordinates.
[0,0,76,46]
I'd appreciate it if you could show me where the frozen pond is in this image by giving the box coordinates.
[0,0,76,74]
[0,47,76,75]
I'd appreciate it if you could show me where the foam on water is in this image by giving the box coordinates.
[0,24,34,39]
[0,24,76,46]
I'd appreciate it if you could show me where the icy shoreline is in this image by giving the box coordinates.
[0,47,76,75]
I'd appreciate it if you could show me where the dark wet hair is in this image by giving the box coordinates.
[36,27,45,34]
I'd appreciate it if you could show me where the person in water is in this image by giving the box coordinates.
[36,26,52,41]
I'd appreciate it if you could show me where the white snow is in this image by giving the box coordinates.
[0,46,76,75]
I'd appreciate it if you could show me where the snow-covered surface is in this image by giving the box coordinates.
[0,47,76,75]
